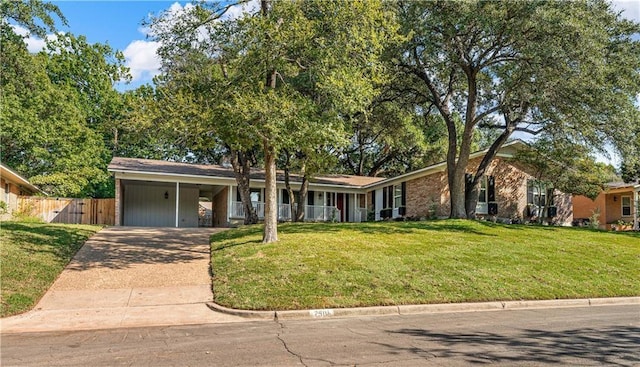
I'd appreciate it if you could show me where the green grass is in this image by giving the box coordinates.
[210,220,640,310]
[0,221,101,317]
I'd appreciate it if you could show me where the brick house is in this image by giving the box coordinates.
[573,182,639,230]
[108,140,574,227]
[0,163,45,219]
[366,140,573,225]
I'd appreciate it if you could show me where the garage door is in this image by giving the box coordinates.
[123,182,199,227]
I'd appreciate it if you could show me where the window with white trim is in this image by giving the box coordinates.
[621,196,631,216]
[394,185,402,209]
[250,188,262,203]
[478,177,487,203]
[527,181,547,207]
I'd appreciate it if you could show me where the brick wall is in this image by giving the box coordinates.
[114,178,121,226]
[213,186,229,227]
[404,157,573,224]
[406,171,449,218]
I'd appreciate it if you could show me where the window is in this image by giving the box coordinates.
[527,181,547,207]
[326,192,335,207]
[394,185,402,209]
[250,188,262,203]
[478,177,487,203]
[622,196,631,216]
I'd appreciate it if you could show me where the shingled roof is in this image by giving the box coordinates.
[108,157,386,188]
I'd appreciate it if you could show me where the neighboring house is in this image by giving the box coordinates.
[0,163,45,219]
[108,140,574,228]
[573,182,640,230]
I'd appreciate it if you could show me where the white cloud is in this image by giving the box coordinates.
[10,24,59,53]
[122,39,161,82]
[222,0,260,21]
[119,0,255,86]
[612,0,640,22]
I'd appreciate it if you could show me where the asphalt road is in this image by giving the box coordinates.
[2,304,638,366]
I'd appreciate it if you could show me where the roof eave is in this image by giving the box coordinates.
[110,168,376,191]
[0,164,46,195]
[363,140,527,190]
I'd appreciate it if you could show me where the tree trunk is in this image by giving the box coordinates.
[295,171,309,222]
[229,148,258,225]
[262,141,278,243]
[261,0,278,243]
[465,175,479,219]
[464,124,515,218]
[283,153,297,221]
[447,131,472,219]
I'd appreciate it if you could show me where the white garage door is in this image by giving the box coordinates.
[123,182,199,227]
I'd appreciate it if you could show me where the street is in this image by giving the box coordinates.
[2,304,639,366]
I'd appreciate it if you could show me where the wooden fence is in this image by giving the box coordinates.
[17,196,115,225]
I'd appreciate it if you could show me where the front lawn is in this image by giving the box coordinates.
[210,220,640,310]
[0,222,101,317]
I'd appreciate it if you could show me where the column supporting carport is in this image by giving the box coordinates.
[634,189,639,231]
[175,181,180,228]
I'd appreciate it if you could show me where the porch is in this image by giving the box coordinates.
[230,201,369,223]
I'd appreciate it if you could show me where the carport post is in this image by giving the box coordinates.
[175,181,180,228]
[634,190,638,231]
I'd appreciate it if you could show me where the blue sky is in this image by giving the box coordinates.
[15,1,639,91]
[53,1,189,90]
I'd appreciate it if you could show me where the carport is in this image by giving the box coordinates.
[109,158,235,228]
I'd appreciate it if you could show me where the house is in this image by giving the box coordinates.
[0,163,45,219]
[108,140,574,227]
[366,140,573,225]
[108,158,385,227]
[573,182,639,230]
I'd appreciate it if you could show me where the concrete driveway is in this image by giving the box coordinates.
[1,227,246,333]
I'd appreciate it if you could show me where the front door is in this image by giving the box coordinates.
[337,193,344,222]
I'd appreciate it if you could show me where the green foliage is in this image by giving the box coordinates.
[1,3,129,198]
[0,0,66,39]
[0,201,8,215]
[514,139,619,200]
[0,35,108,197]
[394,0,640,218]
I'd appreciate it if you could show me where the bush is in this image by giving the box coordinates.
[589,208,601,229]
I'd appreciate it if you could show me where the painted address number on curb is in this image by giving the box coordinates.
[310,309,334,318]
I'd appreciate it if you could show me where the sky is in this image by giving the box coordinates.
[15,1,258,90]
[15,0,639,92]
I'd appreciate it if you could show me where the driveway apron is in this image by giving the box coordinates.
[1,227,246,333]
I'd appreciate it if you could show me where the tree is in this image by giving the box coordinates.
[149,0,398,242]
[338,101,448,178]
[1,0,132,197]
[515,138,618,224]
[395,0,640,219]
[0,0,65,39]
[0,34,108,197]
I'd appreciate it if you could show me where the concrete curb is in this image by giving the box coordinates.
[206,302,275,320]
[207,297,640,321]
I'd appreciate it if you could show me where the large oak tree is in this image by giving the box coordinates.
[395,0,640,219]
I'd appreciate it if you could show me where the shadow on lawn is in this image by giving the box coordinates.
[210,220,497,248]
[2,222,96,260]
[382,325,640,365]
